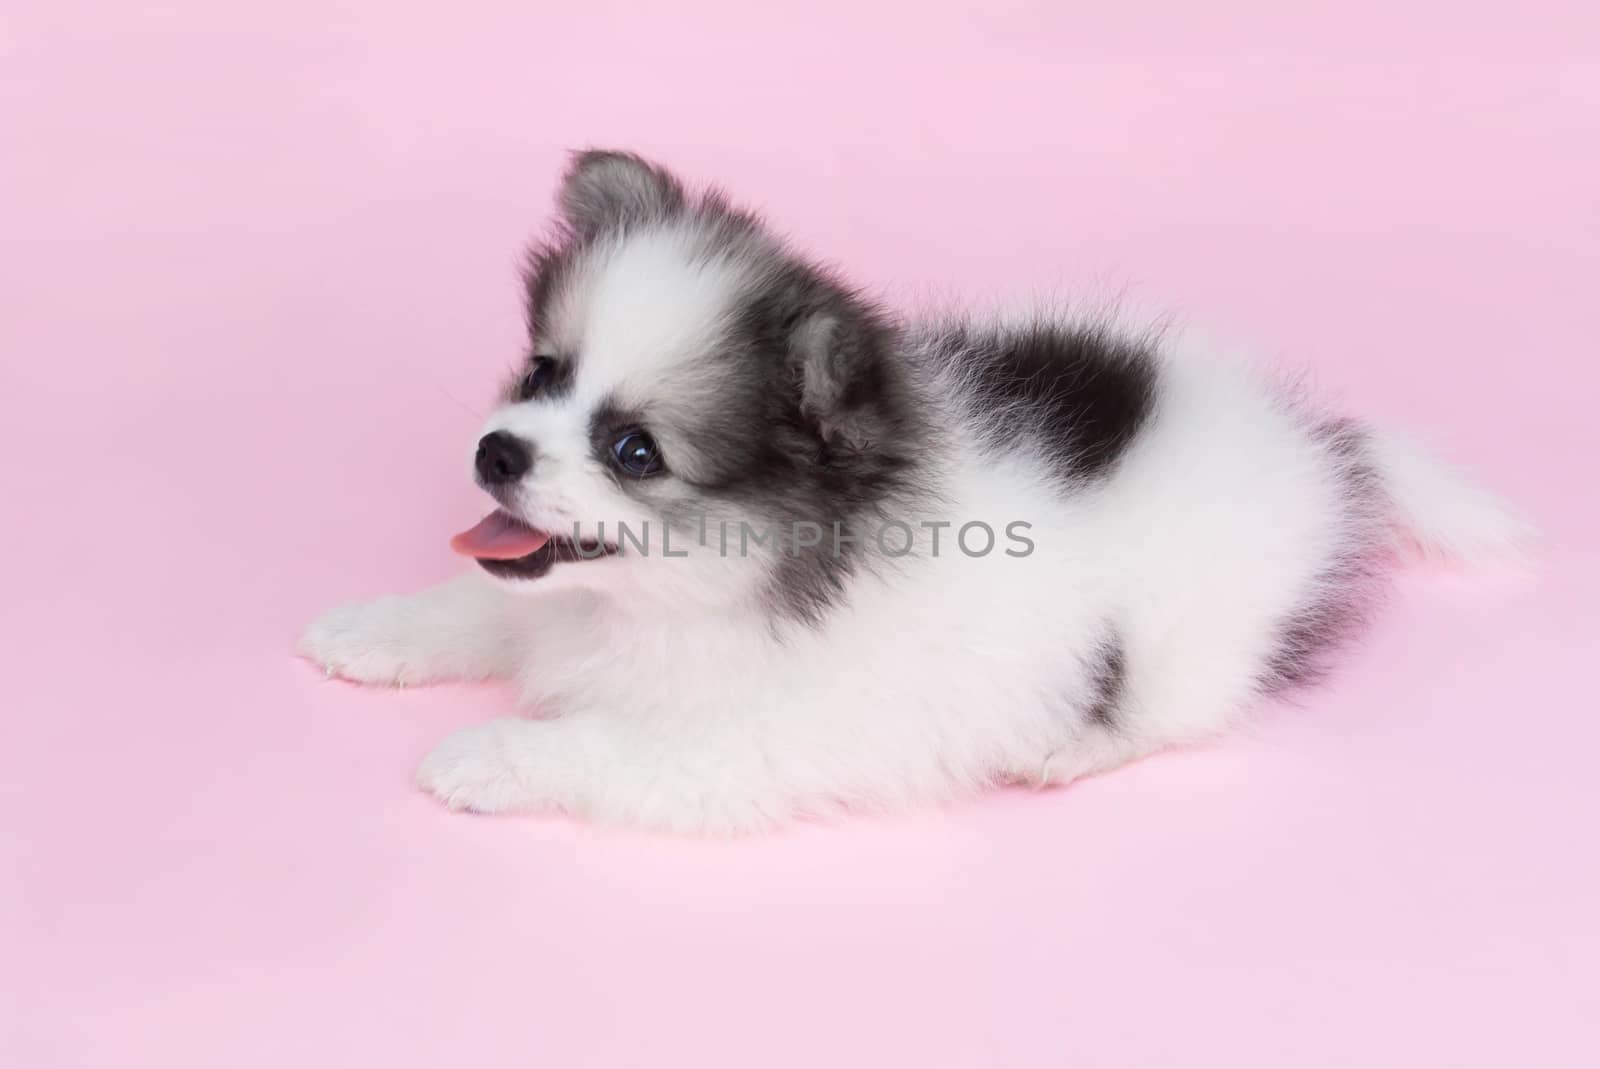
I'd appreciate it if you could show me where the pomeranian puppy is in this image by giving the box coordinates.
[300,150,1529,833]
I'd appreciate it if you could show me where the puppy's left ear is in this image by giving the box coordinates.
[557,149,684,237]
[784,288,908,459]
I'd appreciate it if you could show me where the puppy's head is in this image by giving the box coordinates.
[452,151,923,619]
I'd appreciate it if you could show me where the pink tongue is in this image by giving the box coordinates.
[450,511,551,560]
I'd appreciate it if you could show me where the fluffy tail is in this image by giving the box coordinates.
[1368,430,1537,568]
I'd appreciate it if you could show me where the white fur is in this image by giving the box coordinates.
[300,255,1529,835]
[1368,429,1537,566]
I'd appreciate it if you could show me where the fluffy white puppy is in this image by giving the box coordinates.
[300,150,1530,833]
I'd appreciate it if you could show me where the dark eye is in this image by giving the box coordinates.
[610,430,664,477]
[517,356,556,401]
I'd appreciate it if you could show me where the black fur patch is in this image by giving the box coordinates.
[1084,631,1128,729]
[522,241,573,334]
[503,352,576,404]
[935,321,1159,483]
[587,399,652,473]
[687,262,929,625]
[1260,418,1385,693]
[511,243,581,403]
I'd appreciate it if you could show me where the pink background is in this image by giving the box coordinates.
[4,3,1598,1066]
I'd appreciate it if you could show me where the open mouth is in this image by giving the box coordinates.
[450,509,616,580]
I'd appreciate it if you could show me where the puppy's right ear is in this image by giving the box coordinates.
[557,150,685,238]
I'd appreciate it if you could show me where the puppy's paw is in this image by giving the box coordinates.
[298,598,434,686]
[416,721,540,813]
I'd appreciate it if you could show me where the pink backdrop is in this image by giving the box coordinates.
[4,3,1597,1066]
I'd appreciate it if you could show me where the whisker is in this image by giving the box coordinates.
[435,385,485,422]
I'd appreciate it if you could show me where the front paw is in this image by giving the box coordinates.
[298,598,428,686]
[416,721,540,813]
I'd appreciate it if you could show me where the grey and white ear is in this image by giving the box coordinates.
[557,149,685,237]
[786,295,905,457]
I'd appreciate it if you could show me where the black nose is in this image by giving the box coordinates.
[475,431,533,486]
